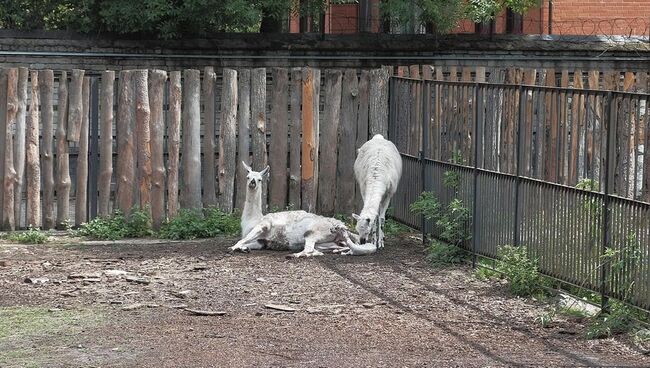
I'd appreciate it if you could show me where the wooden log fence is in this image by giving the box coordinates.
[1,65,649,231]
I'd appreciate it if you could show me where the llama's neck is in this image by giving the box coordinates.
[361,181,384,218]
[242,188,263,234]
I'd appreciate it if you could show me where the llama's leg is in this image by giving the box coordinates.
[229,224,267,253]
[377,194,392,249]
[290,233,328,258]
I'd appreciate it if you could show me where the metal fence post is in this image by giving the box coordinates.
[600,91,616,312]
[420,80,430,245]
[471,83,480,267]
[514,84,525,247]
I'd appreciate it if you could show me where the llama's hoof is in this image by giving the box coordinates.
[229,246,249,253]
[332,247,350,254]
[289,250,324,258]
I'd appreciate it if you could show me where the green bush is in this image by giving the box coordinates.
[6,227,49,244]
[158,208,240,240]
[437,199,470,245]
[409,191,442,220]
[586,301,634,339]
[496,245,541,297]
[75,209,153,240]
[427,240,466,266]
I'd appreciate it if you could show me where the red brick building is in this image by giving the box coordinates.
[290,0,650,37]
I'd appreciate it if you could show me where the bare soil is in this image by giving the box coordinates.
[1,235,649,367]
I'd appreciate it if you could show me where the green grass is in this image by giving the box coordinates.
[75,209,153,240]
[0,307,103,366]
[5,227,49,244]
[158,207,240,240]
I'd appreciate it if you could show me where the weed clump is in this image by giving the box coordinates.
[6,227,49,244]
[496,245,541,297]
[158,208,240,240]
[75,209,153,240]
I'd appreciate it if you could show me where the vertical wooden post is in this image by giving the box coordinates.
[13,67,28,228]
[251,68,268,206]
[25,71,41,228]
[569,69,583,185]
[335,69,359,215]
[559,70,570,184]
[149,70,167,229]
[269,68,289,211]
[301,67,320,212]
[116,70,136,215]
[623,71,636,198]
[235,69,251,211]
[0,70,6,228]
[40,70,55,229]
[134,70,152,213]
[68,69,85,143]
[181,69,202,209]
[167,71,182,218]
[56,71,70,228]
[75,77,90,225]
[288,68,302,210]
[218,69,238,213]
[3,69,18,230]
[202,67,218,207]
[545,68,557,181]
[355,70,370,210]
[369,68,389,137]
[98,71,115,217]
[317,70,342,216]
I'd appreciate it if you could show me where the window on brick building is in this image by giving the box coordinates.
[506,8,523,34]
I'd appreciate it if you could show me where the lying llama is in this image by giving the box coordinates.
[240,161,269,237]
[353,134,402,249]
[231,163,360,258]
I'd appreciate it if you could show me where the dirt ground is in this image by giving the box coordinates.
[1,235,649,368]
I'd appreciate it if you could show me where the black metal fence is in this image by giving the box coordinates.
[389,76,650,312]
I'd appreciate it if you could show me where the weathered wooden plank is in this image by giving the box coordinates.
[235,69,251,211]
[217,69,238,213]
[559,70,570,184]
[522,69,536,176]
[288,68,302,210]
[167,71,182,218]
[369,68,389,137]
[0,70,6,228]
[13,67,28,228]
[181,69,202,209]
[397,66,408,77]
[149,70,166,229]
[461,67,472,163]
[25,70,40,228]
[422,65,433,80]
[55,71,70,228]
[408,67,421,155]
[317,70,342,216]
[545,69,557,182]
[586,70,601,184]
[268,68,289,211]
[116,70,136,215]
[75,77,90,225]
[301,67,319,212]
[134,70,151,214]
[355,70,370,210]
[409,65,420,79]
[336,69,359,215]
[622,71,636,198]
[39,70,55,228]
[251,68,268,207]
[98,71,115,218]
[569,69,583,185]
[68,69,84,143]
[202,67,217,207]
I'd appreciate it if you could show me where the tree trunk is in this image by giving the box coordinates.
[13,67,28,228]
[75,77,90,225]
[235,69,251,211]
[26,70,41,228]
[56,71,71,228]
[167,71,182,218]
[134,70,152,214]
[116,70,136,215]
[217,68,238,212]
[67,69,85,143]
[149,70,167,229]
[202,67,217,207]
[181,69,202,210]
[98,70,115,217]
[3,69,18,230]
[40,70,55,229]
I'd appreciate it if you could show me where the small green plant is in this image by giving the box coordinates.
[536,309,556,328]
[6,227,49,244]
[383,218,410,236]
[333,214,355,229]
[475,264,500,281]
[158,208,240,240]
[426,240,466,266]
[75,209,153,240]
[437,199,470,245]
[496,245,541,297]
[442,170,461,191]
[586,301,634,339]
[409,191,442,220]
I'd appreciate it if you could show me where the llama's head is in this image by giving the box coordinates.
[242,161,269,191]
[352,213,376,244]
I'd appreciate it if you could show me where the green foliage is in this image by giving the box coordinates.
[442,170,460,191]
[383,218,410,236]
[75,209,153,240]
[409,191,442,220]
[426,239,466,265]
[465,0,540,23]
[334,214,355,229]
[586,301,635,339]
[437,198,470,245]
[496,245,541,297]
[6,227,49,244]
[158,208,240,240]
[475,263,500,280]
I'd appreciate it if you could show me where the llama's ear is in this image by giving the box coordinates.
[261,165,270,178]
[242,161,252,172]
[352,213,361,222]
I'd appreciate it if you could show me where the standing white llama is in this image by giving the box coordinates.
[353,134,402,249]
